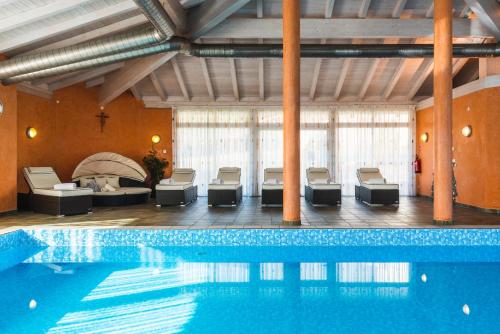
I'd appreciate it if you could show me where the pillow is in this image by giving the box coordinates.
[80,177,94,188]
[86,179,101,192]
[160,178,174,185]
[95,177,107,189]
[311,178,329,185]
[102,184,117,192]
[366,178,385,185]
[106,176,120,188]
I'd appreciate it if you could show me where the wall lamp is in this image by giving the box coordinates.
[26,127,38,139]
[151,134,161,144]
[461,125,472,137]
[420,132,429,143]
[0,100,4,116]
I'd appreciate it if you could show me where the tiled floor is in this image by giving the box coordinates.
[0,197,498,229]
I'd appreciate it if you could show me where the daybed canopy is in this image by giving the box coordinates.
[72,152,147,182]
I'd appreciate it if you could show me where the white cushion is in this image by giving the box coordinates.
[93,190,126,196]
[360,183,399,190]
[309,183,341,190]
[120,187,151,195]
[106,176,120,188]
[264,168,283,183]
[217,167,241,184]
[156,183,193,191]
[357,168,384,184]
[94,176,107,189]
[211,178,223,184]
[310,179,329,185]
[160,178,174,185]
[53,183,77,190]
[33,188,93,197]
[262,183,283,190]
[365,178,386,185]
[208,184,241,190]
[171,168,196,183]
[24,167,61,190]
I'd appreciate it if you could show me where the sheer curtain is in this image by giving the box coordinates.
[174,108,254,196]
[174,105,415,197]
[334,105,416,196]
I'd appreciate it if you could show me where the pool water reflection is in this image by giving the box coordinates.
[1,245,500,334]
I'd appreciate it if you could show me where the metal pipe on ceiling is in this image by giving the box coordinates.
[0,0,176,80]
[2,42,498,85]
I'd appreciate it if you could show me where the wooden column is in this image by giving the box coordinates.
[433,0,453,224]
[282,0,301,225]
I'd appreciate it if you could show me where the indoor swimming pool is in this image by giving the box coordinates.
[1,228,500,334]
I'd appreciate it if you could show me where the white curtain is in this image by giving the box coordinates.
[334,105,416,196]
[174,105,415,197]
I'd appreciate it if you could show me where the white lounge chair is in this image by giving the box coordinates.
[208,167,243,206]
[23,167,93,216]
[155,168,197,206]
[305,167,341,206]
[355,168,399,205]
[262,168,283,206]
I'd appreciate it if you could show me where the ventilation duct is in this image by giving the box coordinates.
[0,0,176,80]
[2,42,498,85]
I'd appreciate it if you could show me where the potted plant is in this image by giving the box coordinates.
[143,149,168,196]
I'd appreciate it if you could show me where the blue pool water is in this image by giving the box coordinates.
[1,229,500,334]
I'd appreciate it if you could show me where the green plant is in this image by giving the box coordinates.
[143,150,168,188]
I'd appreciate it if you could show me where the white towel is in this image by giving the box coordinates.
[53,183,76,190]
[160,178,174,185]
[211,179,223,184]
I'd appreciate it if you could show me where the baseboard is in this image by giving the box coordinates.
[417,195,500,215]
[0,210,17,217]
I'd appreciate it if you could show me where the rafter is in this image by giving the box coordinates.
[200,58,215,100]
[452,58,469,77]
[359,59,380,100]
[407,60,434,100]
[256,0,263,18]
[23,15,147,56]
[171,57,190,100]
[229,58,239,101]
[160,0,187,34]
[0,0,89,34]
[149,71,167,101]
[324,0,335,19]
[188,0,252,39]
[48,63,124,91]
[309,59,322,101]
[85,76,104,88]
[258,58,265,101]
[203,18,492,39]
[465,0,500,39]
[130,85,142,100]
[383,59,406,100]
[358,0,371,18]
[0,1,138,53]
[17,82,52,99]
[425,3,434,18]
[334,59,352,100]
[392,0,407,18]
[99,52,177,106]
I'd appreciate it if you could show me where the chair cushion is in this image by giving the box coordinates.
[33,188,93,197]
[24,167,61,190]
[309,183,341,190]
[94,176,108,189]
[120,187,152,195]
[262,183,283,190]
[208,184,241,190]
[156,183,193,191]
[80,177,94,188]
[93,190,126,196]
[360,184,399,190]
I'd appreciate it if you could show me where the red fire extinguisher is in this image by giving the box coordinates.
[414,155,422,174]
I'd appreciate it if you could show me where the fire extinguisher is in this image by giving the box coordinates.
[414,154,422,174]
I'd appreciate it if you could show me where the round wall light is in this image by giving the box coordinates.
[420,132,429,143]
[461,125,472,137]
[0,100,4,115]
[26,127,37,139]
[151,134,161,144]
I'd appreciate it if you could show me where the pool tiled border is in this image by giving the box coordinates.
[1,228,497,247]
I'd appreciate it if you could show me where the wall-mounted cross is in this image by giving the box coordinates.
[95,111,109,133]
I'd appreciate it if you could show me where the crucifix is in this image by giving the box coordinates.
[95,111,109,133]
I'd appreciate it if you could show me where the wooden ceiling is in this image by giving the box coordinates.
[0,0,498,107]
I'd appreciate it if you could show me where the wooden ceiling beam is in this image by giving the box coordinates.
[358,0,371,18]
[171,57,190,100]
[200,58,215,100]
[149,71,167,101]
[334,58,352,100]
[48,63,124,91]
[203,18,492,39]
[407,60,434,100]
[0,0,138,53]
[392,0,408,18]
[130,85,142,100]
[358,58,380,100]
[324,0,335,19]
[229,58,239,101]
[188,0,252,39]
[85,76,105,88]
[465,0,500,39]
[160,0,187,34]
[99,52,176,106]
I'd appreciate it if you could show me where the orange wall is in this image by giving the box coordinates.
[17,84,172,194]
[416,87,500,210]
[0,55,17,212]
